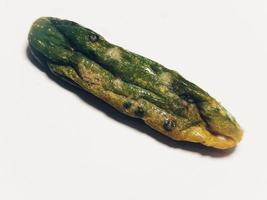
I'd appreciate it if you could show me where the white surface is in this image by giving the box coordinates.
[1,0,267,199]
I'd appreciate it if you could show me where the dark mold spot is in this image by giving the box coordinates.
[123,101,132,109]
[135,107,145,117]
[89,34,98,42]
[150,65,163,73]
[163,120,176,131]
[180,93,194,103]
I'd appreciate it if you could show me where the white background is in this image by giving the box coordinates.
[1,0,267,199]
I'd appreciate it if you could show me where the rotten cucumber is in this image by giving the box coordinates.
[28,17,243,149]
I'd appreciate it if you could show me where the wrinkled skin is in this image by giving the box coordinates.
[28,17,243,149]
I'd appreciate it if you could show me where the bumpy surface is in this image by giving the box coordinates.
[28,17,243,149]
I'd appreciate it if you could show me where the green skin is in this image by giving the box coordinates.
[28,17,243,148]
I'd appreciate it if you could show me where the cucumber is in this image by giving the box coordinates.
[28,17,243,149]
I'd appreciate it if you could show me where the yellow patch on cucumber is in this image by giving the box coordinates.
[106,47,122,60]
[113,78,123,89]
[159,86,168,93]
[78,63,103,85]
[159,72,172,85]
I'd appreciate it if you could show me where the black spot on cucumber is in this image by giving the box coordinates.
[89,34,98,42]
[135,107,144,117]
[163,120,176,131]
[180,93,194,103]
[123,101,132,109]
